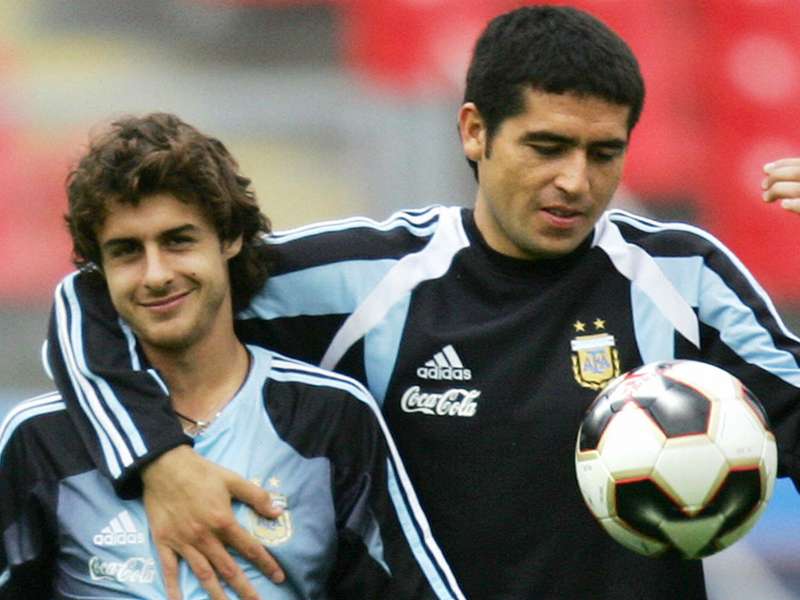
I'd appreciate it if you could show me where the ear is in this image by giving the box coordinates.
[222,235,243,260]
[458,102,487,163]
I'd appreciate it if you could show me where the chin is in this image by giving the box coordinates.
[522,242,579,260]
[137,322,198,352]
[539,234,586,257]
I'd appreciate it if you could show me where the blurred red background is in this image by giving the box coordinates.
[2,0,799,306]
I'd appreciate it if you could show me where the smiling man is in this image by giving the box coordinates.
[0,113,453,600]
[38,6,800,600]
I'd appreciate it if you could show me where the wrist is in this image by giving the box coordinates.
[141,443,195,486]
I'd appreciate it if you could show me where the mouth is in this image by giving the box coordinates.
[541,206,585,228]
[139,290,193,313]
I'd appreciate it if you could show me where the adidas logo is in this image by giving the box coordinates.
[416,345,472,381]
[93,510,146,546]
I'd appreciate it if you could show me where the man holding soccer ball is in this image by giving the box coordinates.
[39,5,800,600]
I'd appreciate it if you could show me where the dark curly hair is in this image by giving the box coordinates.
[463,5,645,179]
[65,112,274,312]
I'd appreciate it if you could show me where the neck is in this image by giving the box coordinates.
[142,309,250,422]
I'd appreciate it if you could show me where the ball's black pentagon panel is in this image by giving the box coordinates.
[578,391,617,452]
[615,478,683,544]
[645,378,711,437]
[698,468,762,538]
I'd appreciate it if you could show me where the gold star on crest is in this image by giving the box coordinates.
[593,318,606,330]
[573,320,586,332]
[268,476,281,488]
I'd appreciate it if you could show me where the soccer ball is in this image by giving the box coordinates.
[574,360,777,559]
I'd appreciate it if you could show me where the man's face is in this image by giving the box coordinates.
[461,89,630,260]
[97,193,241,354]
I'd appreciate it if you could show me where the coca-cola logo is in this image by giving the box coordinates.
[88,556,156,584]
[400,386,480,417]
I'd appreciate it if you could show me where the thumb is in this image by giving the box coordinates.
[226,472,282,519]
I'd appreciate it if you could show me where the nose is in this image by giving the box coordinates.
[142,246,173,290]
[554,151,590,198]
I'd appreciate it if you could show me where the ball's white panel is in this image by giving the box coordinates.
[658,514,725,559]
[714,398,767,466]
[599,516,667,557]
[575,453,616,519]
[760,434,778,502]
[599,406,665,477]
[653,436,728,513]
[714,499,768,551]
[739,392,770,429]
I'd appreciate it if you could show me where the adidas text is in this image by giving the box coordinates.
[93,510,145,546]
[416,366,472,381]
[93,531,146,546]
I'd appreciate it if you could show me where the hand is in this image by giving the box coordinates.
[141,446,286,600]
[763,158,800,213]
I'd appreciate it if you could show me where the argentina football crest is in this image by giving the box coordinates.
[246,478,293,546]
[570,318,620,390]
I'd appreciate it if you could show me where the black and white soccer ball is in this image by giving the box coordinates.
[574,360,777,559]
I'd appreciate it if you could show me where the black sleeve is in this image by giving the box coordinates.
[0,415,56,599]
[328,399,438,600]
[47,271,190,498]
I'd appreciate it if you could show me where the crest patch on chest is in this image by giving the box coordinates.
[247,477,293,546]
[570,318,621,390]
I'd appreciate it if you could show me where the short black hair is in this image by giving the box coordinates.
[463,5,645,179]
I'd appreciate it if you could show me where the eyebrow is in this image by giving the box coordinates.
[520,131,628,149]
[101,223,200,253]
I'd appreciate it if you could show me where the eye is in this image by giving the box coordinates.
[530,143,565,157]
[165,235,196,248]
[590,147,624,163]
[106,241,140,260]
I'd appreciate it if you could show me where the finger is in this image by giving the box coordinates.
[180,545,231,600]
[762,164,800,193]
[156,545,183,600]
[764,157,800,173]
[194,533,265,599]
[781,198,800,214]
[764,163,800,181]
[225,473,282,519]
[762,163,800,196]
[219,520,285,584]
[763,181,800,203]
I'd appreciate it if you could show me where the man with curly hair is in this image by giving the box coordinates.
[0,113,453,600]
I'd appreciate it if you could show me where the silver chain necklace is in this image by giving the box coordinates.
[173,352,252,437]
[174,409,223,437]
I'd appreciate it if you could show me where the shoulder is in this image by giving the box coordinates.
[0,391,93,479]
[264,206,456,274]
[261,350,385,453]
[604,209,731,257]
[598,210,777,325]
[266,351,377,414]
[1,392,67,455]
[603,210,760,283]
